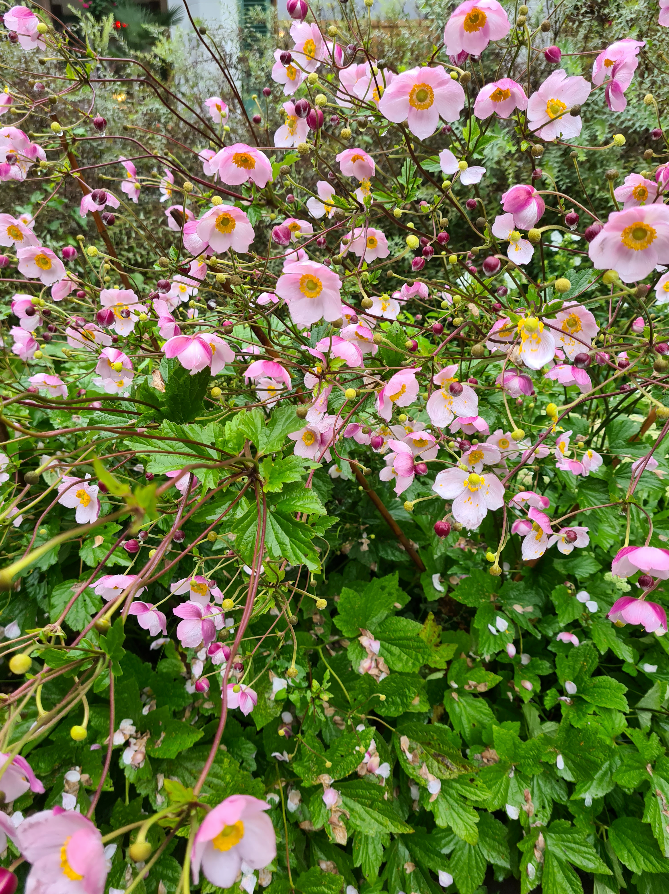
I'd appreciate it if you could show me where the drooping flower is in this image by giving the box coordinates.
[614,173,657,209]
[245,359,292,390]
[379,437,433,495]
[474,78,527,119]
[377,368,420,421]
[556,632,580,646]
[612,545,669,579]
[163,333,234,375]
[501,184,545,229]
[426,365,478,427]
[0,212,39,247]
[213,144,273,188]
[336,147,375,181]
[271,49,305,94]
[171,575,223,606]
[173,602,222,648]
[15,808,108,894]
[57,476,100,524]
[491,213,534,265]
[0,753,44,801]
[592,39,644,112]
[589,204,669,283]
[496,369,534,397]
[450,415,490,436]
[509,491,550,510]
[276,260,343,327]
[341,322,378,355]
[3,6,45,50]
[438,149,485,184]
[226,683,258,715]
[165,469,200,494]
[378,65,465,139]
[0,126,46,181]
[11,326,37,360]
[191,795,276,888]
[341,227,389,262]
[196,205,255,253]
[28,373,68,398]
[119,157,140,202]
[547,302,599,359]
[17,245,65,286]
[527,70,591,141]
[631,455,660,479]
[548,526,589,554]
[128,602,167,636]
[608,596,667,634]
[80,190,120,217]
[432,467,504,529]
[204,96,229,122]
[443,0,510,56]
[544,363,592,393]
[66,322,111,351]
[274,101,309,147]
[92,575,145,602]
[512,507,553,560]
[12,294,40,332]
[306,180,336,219]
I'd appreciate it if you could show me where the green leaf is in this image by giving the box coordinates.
[545,821,611,873]
[609,817,668,873]
[260,455,314,492]
[338,780,413,833]
[448,837,487,894]
[145,718,204,758]
[542,850,583,894]
[257,405,304,455]
[550,585,584,625]
[579,677,628,712]
[231,505,322,571]
[377,617,433,672]
[159,746,264,806]
[395,721,472,782]
[272,484,326,516]
[80,524,130,568]
[49,580,102,632]
[590,619,637,663]
[353,832,386,880]
[444,690,495,746]
[335,573,409,638]
[98,618,125,675]
[449,569,499,607]
[296,867,344,894]
[162,358,210,423]
[429,786,479,844]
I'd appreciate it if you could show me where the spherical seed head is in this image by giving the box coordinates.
[602,269,619,284]
[403,501,414,511]
[129,841,152,863]
[286,666,299,679]
[546,402,558,416]
[8,654,31,675]
[406,234,419,249]
[70,725,88,741]
[467,473,481,486]
[605,168,619,181]
[644,94,655,105]
[555,277,571,294]
[612,133,625,146]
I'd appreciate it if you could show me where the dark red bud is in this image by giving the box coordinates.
[432,322,444,335]
[306,108,324,130]
[272,224,292,246]
[531,168,542,180]
[419,237,429,247]
[468,377,478,384]
[280,51,292,65]
[638,574,654,589]
[406,339,418,352]
[573,353,590,368]
[0,256,8,269]
[657,343,669,355]
[173,530,185,543]
[157,279,171,293]
[252,114,262,124]
[458,439,471,451]
[93,115,107,132]
[195,678,210,693]
[466,198,477,210]
[286,0,308,19]
[8,31,18,43]
[101,212,115,225]
[123,539,140,554]
[285,193,295,204]
[496,286,508,297]
[414,461,428,476]
[544,45,562,63]
[76,290,87,299]
[138,530,148,541]
[482,256,501,275]
[263,87,272,97]
[422,244,434,258]
[316,235,326,248]
[294,98,311,118]
[412,257,426,272]
[370,435,384,450]
[468,265,477,275]
[0,868,18,894]
[62,245,77,260]
[564,529,578,543]
[436,232,450,245]
[145,472,154,481]
[23,305,36,317]
[434,520,451,538]
[91,189,107,205]
[96,307,115,327]
[618,358,630,370]
[449,381,463,396]
[97,480,108,493]
[492,301,503,311]
[651,128,663,140]
[584,222,603,243]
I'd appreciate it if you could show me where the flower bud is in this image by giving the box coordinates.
[412,257,426,272]
[101,212,115,225]
[573,352,590,368]
[123,539,140,554]
[482,256,501,275]
[0,868,18,894]
[294,98,311,118]
[506,643,517,658]
[583,222,602,242]
[263,86,272,97]
[306,107,324,130]
[527,228,541,244]
[638,574,654,589]
[129,840,153,863]
[0,255,8,269]
[252,113,262,124]
[605,168,618,181]
[449,381,463,396]
[656,343,669,355]
[8,31,18,43]
[271,224,292,246]
[618,357,630,370]
[93,115,107,132]
[280,50,292,65]
[195,678,210,693]
[544,45,561,63]
[564,529,578,543]
[370,435,384,450]
[632,316,644,333]
[414,462,428,476]
[432,322,444,335]
[434,520,451,538]
[287,0,308,18]
[157,279,171,293]
[91,189,107,205]
[96,307,115,327]
[465,198,477,210]
[406,339,418,352]
[564,210,579,229]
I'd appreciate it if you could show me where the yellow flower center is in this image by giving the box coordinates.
[490,87,511,103]
[358,179,372,197]
[76,488,91,507]
[413,437,429,449]
[303,38,316,59]
[191,581,208,596]
[381,299,389,311]
[286,64,298,80]
[302,430,316,446]
[61,839,83,881]
[409,83,434,110]
[468,449,484,465]
[521,316,541,333]
[372,84,384,102]
[498,438,510,449]
[287,221,301,234]
[215,212,236,234]
[546,97,567,119]
[621,222,657,251]
[632,184,649,203]
[232,152,255,170]
[34,252,52,271]
[388,383,407,402]
[212,821,245,852]
[299,274,323,298]
[7,224,22,240]
[562,313,581,334]
[367,235,378,249]
[285,114,298,135]
[463,7,487,31]
[604,57,614,67]
[663,282,669,292]
[465,472,482,490]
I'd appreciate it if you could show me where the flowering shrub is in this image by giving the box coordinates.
[3,1,669,893]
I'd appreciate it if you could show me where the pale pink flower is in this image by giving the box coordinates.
[548,526,589,554]
[191,795,275,888]
[166,470,200,494]
[196,204,255,253]
[377,368,419,421]
[369,294,401,319]
[172,575,222,605]
[443,0,510,56]
[153,299,180,338]
[436,151,486,185]
[501,184,545,229]
[29,373,67,398]
[163,333,234,375]
[486,429,521,457]
[16,808,107,894]
[0,126,45,181]
[276,260,342,327]
[283,217,314,242]
[307,180,337,219]
[11,326,37,360]
[204,96,228,122]
[661,0,669,26]
[256,291,279,306]
[400,281,429,300]
[57,476,100,524]
[631,456,660,478]
[509,491,550,510]
[3,6,45,50]
[486,318,515,353]
[174,602,221,648]
[515,315,555,369]
[544,363,592,393]
[474,78,527,119]
[119,157,140,202]
[17,245,65,286]
[288,420,334,461]
[588,204,669,283]
[341,322,378,355]
[461,442,501,472]
[0,752,44,800]
[92,574,145,602]
[158,166,174,202]
[379,439,426,494]
[592,40,644,112]
[0,93,12,115]
[432,467,504,529]
[556,632,580,646]
[165,205,194,232]
[322,787,340,807]
[608,596,667,634]
[341,226,389,262]
[100,288,147,336]
[583,447,601,476]
[426,365,478,427]
[271,49,305,94]
[66,322,111,350]
[51,275,77,301]
[450,415,489,436]
[336,147,375,180]
[96,348,134,381]
[354,65,395,106]
[548,302,598,359]
[290,22,325,71]
[614,173,657,209]
[492,213,534,265]
[0,212,39,247]
[527,70,591,141]
[513,507,553,559]
[199,148,218,179]
[212,144,273,188]
[80,190,119,217]
[275,101,309,147]
[128,602,167,636]
[226,683,258,715]
[496,369,534,396]
[12,294,40,331]
[245,359,292,389]
[613,545,669,579]
[310,335,363,367]
[378,65,465,139]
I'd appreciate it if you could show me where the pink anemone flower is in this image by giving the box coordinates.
[336,147,375,181]
[92,574,145,602]
[12,294,40,332]
[426,365,478,428]
[592,39,644,112]
[213,143,273,188]
[443,0,510,56]
[226,683,258,715]
[80,190,119,217]
[341,227,389,262]
[119,157,140,202]
[377,368,420,421]
[276,260,343,327]
[438,148,485,183]
[3,6,45,50]
[492,213,534,265]
[474,78,527,119]
[16,808,108,894]
[171,575,222,605]
[496,369,534,397]
[608,596,667,634]
[17,246,65,286]
[163,333,234,375]
[501,184,545,229]
[432,467,504,530]
[527,69,591,141]
[0,126,46,181]
[612,545,669,579]
[290,21,326,71]
[557,632,580,646]
[378,65,465,139]
[11,326,37,360]
[547,302,598,360]
[95,347,134,381]
[288,420,335,461]
[0,752,44,801]
[588,204,669,283]
[165,469,200,494]
[544,363,592,393]
[128,602,167,636]
[0,212,39,247]
[614,174,657,209]
[509,491,550,510]
[513,507,553,560]
[204,96,228,122]
[307,180,337,219]
[274,101,309,147]
[196,205,255,253]
[661,0,669,26]
[191,795,275,888]
[271,49,305,94]
[548,526,589,554]
[173,602,222,648]
[245,359,292,389]
[57,476,100,524]
[29,373,67,398]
